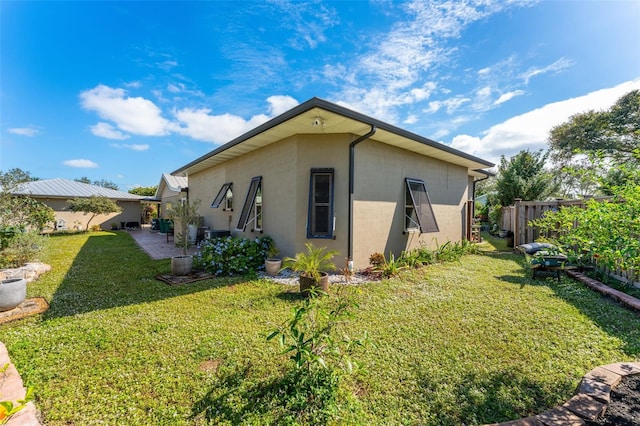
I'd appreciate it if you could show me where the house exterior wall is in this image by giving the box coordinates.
[159,186,186,218]
[351,139,470,267]
[36,198,141,230]
[186,133,471,270]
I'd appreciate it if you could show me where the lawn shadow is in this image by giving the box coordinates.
[415,368,568,425]
[42,232,247,320]
[190,362,341,424]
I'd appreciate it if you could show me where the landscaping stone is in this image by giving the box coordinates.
[536,406,585,425]
[601,362,640,377]
[578,377,611,404]
[0,342,41,425]
[583,367,622,388]
[562,394,606,420]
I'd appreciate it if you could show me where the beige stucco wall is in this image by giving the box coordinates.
[38,198,142,230]
[351,139,470,267]
[186,133,472,270]
[159,185,186,219]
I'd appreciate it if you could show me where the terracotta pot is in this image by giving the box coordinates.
[171,255,193,276]
[299,272,329,297]
[0,278,27,312]
[264,258,282,276]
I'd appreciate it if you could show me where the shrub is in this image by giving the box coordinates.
[194,235,272,276]
[0,230,47,268]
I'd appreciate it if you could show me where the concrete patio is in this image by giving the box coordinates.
[127,227,199,260]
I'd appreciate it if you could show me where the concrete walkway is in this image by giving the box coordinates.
[126,227,198,260]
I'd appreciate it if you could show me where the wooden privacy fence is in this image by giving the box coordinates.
[501,198,609,248]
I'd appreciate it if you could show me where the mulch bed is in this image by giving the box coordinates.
[0,297,49,325]
[586,374,640,426]
[155,271,215,286]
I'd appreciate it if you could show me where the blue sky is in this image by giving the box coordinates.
[2,0,639,190]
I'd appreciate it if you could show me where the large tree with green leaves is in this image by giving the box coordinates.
[495,150,557,206]
[67,196,122,231]
[548,90,640,195]
[549,90,639,163]
[128,186,157,197]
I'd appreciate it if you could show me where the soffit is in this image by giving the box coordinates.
[174,102,493,177]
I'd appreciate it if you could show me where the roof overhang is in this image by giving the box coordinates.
[172,97,494,177]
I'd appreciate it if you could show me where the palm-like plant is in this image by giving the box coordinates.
[283,243,338,281]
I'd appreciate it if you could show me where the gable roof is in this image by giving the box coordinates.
[172,97,494,177]
[154,173,188,199]
[13,178,144,201]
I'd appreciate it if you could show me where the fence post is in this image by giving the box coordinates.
[513,199,522,248]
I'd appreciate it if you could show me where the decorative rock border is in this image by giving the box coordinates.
[484,362,640,425]
[0,263,51,283]
[0,342,41,425]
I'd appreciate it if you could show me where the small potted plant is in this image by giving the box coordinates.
[166,199,201,276]
[283,243,338,297]
[264,237,282,277]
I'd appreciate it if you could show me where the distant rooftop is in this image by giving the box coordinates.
[13,178,144,200]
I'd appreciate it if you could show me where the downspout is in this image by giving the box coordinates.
[348,125,377,263]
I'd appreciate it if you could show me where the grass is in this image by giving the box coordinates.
[2,231,639,425]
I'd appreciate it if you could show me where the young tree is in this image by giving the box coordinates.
[67,196,121,231]
[495,150,557,206]
[0,168,54,231]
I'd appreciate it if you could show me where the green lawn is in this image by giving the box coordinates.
[2,231,639,425]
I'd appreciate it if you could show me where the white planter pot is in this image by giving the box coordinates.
[188,224,198,244]
[171,255,193,276]
[265,258,282,277]
[0,278,27,311]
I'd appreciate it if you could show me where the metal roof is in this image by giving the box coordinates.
[153,173,188,199]
[172,97,495,177]
[13,178,144,200]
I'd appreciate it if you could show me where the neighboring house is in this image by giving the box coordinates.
[172,97,494,269]
[13,178,144,230]
[154,173,188,217]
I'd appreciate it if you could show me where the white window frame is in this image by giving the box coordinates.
[211,182,233,210]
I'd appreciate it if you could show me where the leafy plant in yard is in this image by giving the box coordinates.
[532,182,640,283]
[282,243,339,281]
[0,230,47,268]
[374,252,406,278]
[194,235,271,276]
[266,288,367,423]
[165,198,201,255]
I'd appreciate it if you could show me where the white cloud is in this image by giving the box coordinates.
[173,96,299,144]
[63,159,98,168]
[521,57,574,84]
[450,79,640,164]
[109,143,150,151]
[494,90,525,105]
[80,85,170,136]
[90,122,130,140]
[8,127,38,136]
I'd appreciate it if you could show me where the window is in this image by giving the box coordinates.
[236,176,262,231]
[211,182,233,210]
[307,169,334,238]
[405,178,439,233]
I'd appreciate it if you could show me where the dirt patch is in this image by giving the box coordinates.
[199,359,223,373]
[586,374,640,426]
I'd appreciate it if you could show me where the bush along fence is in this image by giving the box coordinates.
[529,185,640,288]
